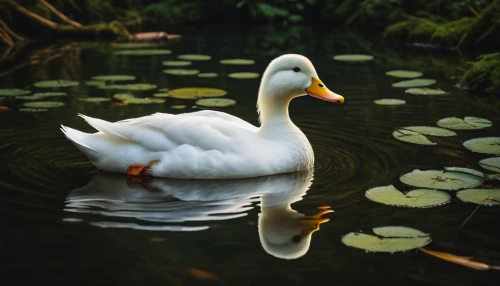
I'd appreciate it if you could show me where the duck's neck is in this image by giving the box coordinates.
[257,93,295,133]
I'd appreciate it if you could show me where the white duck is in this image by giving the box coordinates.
[61,54,344,179]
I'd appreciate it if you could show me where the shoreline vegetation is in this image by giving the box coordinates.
[0,0,499,93]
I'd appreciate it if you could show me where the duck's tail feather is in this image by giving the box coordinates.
[60,124,98,153]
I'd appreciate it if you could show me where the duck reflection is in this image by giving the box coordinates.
[64,168,331,259]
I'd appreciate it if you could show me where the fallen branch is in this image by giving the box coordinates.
[0,26,14,47]
[128,32,180,42]
[420,248,500,271]
[0,19,24,41]
[38,0,82,28]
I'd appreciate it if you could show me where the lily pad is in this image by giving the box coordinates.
[85,80,106,87]
[158,88,169,93]
[168,87,227,99]
[392,129,436,145]
[16,92,66,100]
[153,93,169,98]
[122,83,157,91]
[392,79,436,88]
[97,84,126,90]
[220,59,255,65]
[333,54,374,61]
[402,126,457,137]
[177,54,211,61]
[196,98,236,107]
[463,137,500,155]
[23,101,65,108]
[479,157,500,173]
[92,75,136,81]
[437,117,492,130]
[162,60,192,66]
[374,98,406,105]
[365,185,451,208]
[341,226,431,253]
[0,89,31,96]
[399,169,484,190]
[198,73,218,78]
[113,49,172,56]
[123,98,165,104]
[78,97,112,102]
[456,189,500,205]
[386,70,423,78]
[163,69,200,76]
[34,80,79,88]
[405,88,447,95]
[170,105,186,109]
[228,72,260,79]
[113,93,134,100]
[19,108,48,112]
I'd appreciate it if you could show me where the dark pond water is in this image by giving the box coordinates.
[1,25,499,285]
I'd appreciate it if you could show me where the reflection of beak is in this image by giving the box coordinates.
[305,77,344,103]
[298,208,334,236]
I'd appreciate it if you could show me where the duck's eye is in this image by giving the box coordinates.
[293,67,301,72]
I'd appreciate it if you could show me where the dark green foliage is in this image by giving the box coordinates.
[461,52,500,92]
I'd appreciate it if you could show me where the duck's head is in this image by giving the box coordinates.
[258,54,344,104]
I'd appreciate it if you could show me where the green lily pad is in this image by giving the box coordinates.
[23,101,65,108]
[177,54,211,61]
[392,79,436,88]
[365,185,450,208]
[479,157,500,173]
[97,84,126,90]
[123,98,165,104]
[333,54,374,61]
[341,226,431,253]
[437,117,492,130]
[162,60,192,66]
[122,83,157,91]
[392,129,436,145]
[16,92,67,100]
[19,108,48,112]
[196,98,236,107]
[456,189,500,205]
[92,75,136,81]
[158,88,169,92]
[113,93,134,100]
[220,59,255,65]
[0,89,31,96]
[402,126,457,137]
[85,80,106,87]
[163,69,200,76]
[113,49,172,56]
[198,73,218,78]
[153,93,169,98]
[385,70,423,78]
[228,72,260,79]
[78,97,112,102]
[34,80,79,88]
[168,87,227,99]
[374,98,406,105]
[405,88,447,95]
[170,105,186,109]
[463,137,500,155]
[399,168,484,190]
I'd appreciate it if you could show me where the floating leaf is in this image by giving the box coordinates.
[392,79,436,88]
[220,59,255,65]
[113,49,172,56]
[153,93,169,98]
[385,70,423,78]
[341,226,431,253]
[400,169,484,190]
[463,137,500,155]
[162,60,192,66]
[23,101,65,108]
[78,97,112,102]
[456,189,500,205]
[479,157,500,173]
[16,92,66,100]
[34,80,79,88]
[171,105,186,109]
[402,126,457,137]
[19,108,48,112]
[374,98,406,105]
[392,129,436,145]
[113,93,134,100]
[228,72,260,79]
[92,75,136,81]
[333,54,374,61]
[122,83,157,91]
[198,73,218,78]
[443,167,484,178]
[196,98,236,107]
[163,69,200,76]
[405,88,447,95]
[365,185,450,208]
[167,87,227,99]
[123,98,165,104]
[177,54,211,61]
[437,117,492,130]
[0,89,31,96]
[97,84,126,90]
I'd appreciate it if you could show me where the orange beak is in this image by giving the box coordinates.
[305,77,344,103]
